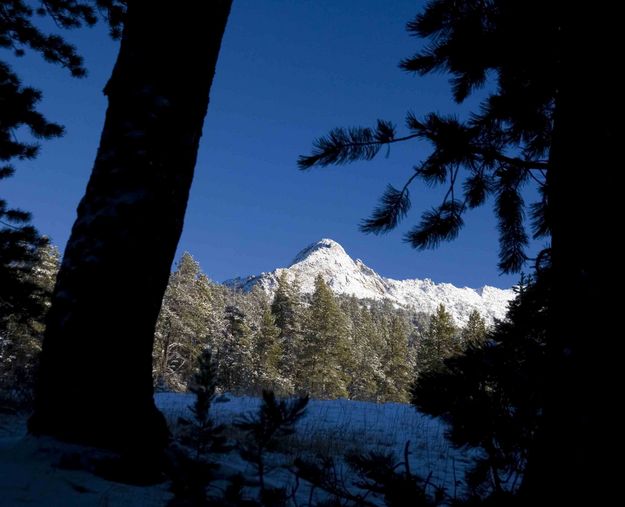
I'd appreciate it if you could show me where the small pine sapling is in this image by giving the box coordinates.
[183,348,229,458]
[235,390,309,504]
[169,349,232,506]
[346,442,445,506]
[294,455,374,506]
[294,442,445,507]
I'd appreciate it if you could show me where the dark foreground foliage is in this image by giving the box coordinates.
[413,273,549,501]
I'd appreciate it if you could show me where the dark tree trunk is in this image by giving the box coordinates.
[520,7,616,504]
[29,0,232,453]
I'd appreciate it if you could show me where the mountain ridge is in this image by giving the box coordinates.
[224,239,514,325]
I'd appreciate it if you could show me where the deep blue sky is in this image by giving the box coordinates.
[4,0,541,289]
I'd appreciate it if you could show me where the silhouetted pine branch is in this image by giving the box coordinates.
[360,181,414,234]
[463,172,493,208]
[297,0,557,274]
[298,120,408,169]
[405,199,464,249]
[530,186,550,239]
[1,1,125,337]
[496,185,528,273]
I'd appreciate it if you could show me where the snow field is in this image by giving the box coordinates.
[156,393,474,501]
[0,394,476,506]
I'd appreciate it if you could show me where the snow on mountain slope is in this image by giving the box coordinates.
[225,239,514,325]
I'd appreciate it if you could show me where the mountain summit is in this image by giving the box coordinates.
[291,238,350,264]
[225,239,514,325]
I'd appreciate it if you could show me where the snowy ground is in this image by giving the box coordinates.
[0,411,172,506]
[0,394,475,506]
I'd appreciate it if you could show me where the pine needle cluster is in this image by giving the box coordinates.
[298,1,557,273]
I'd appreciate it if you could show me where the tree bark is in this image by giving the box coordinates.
[29,0,232,453]
[519,6,616,504]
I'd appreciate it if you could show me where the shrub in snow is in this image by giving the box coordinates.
[235,390,309,504]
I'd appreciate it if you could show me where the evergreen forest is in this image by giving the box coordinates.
[2,248,488,405]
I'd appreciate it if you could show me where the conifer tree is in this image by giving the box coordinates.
[153,253,209,391]
[298,275,351,398]
[185,348,227,458]
[254,308,283,393]
[299,2,615,500]
[0,243,59,403]
[381,314,413,402]
[346,304,384,400]
[413,274,549,499]
[270,272,301,391]
[219,305,255,393]
[461,310,487,347]
[246,284,272,326]
[31,1,233,452]
[415,304,458,376]
[271,273,299,333]
[202,280,228,356]
[235,390,309,499]
[0,1,122,343]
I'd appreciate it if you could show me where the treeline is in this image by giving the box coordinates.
[0,248,489,405]
[153,253,488,402]
[0,243,59,404]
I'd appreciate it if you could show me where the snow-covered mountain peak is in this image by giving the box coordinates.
[224,239,514,325]
[291,238,349,266]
